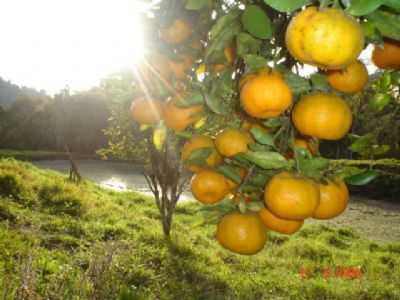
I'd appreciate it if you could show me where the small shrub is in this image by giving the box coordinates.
[40,218,85,238]
[40,235,80,250]
[39,184,83,217]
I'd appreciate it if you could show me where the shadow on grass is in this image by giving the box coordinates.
[163,239,232,300]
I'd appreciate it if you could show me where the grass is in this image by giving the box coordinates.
[0,158,399,299]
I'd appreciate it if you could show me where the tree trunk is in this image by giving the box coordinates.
[143,131,188,237]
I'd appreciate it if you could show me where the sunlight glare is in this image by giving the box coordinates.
[0,0,147,94]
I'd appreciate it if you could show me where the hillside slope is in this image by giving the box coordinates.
[0,158,399,299]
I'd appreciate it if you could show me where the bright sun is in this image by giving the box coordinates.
[0,0,147,94]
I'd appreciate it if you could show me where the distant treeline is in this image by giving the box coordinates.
[0,82,110,154]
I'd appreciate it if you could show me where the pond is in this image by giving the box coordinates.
[33,159,193,201]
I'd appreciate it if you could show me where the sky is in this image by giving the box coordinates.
[0,1,376,95]
[0,0,146,94]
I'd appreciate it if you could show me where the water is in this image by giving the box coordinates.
[32,159,193,201]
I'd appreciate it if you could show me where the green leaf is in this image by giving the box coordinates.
[184,148,212,166]
[205,21,242,63]
[185,0,211,10]
[284,72,311,95]
[204,92,225,115]
[243,54,268,72]
[366,10,400,40]
[369,93,391,112]
[297,156,330,180]
[263,0,311,13]
[310,73,331,92]
[350,133,375,154]
[248,172,271,187]
[345,170,379,186]
[241,151,289,169]
[241,5,272,39]
[209,10,241,41]
[384,0,400,11]
[236,33,262,57]
[175,92,204,108]
[250,127,275,146]
[216,165,242,184]
[346,0,385,16]
[247,202,264,212]
[262,117,287,129]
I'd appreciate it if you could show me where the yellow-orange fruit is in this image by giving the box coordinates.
[216,212,267,255]
[313,178,349,219]
[326,60,368,94]
[265,172,320,220]
[259,208,304,235]
[285,7,364,69]
[164,100,203,131]
[182,135,223,173]
[160,19,192,44]
[372,39,400,69]
[191,170,231,204]
[130,98,164,125]
[215,128,252,158]
[240,72,293,119]
[292,92,353,140]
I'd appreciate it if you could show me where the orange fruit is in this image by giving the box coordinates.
[168,55,193,80]
[164,99,203,131]
[372,39,400,69]
[181,135,223,173]
[285,7,364,69]
[259,208,304,235]
[292,92,353,140]
[160,19,192,44]
[215,128,252,158]
[191,170,231,204]
[265,172,320,220]
[313,178,349,220]
[240,71,293,119]
[216,212,267,255]
[130,97,164,125]
[326,60,368,94]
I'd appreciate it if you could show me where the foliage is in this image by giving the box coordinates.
[0,159,399,299]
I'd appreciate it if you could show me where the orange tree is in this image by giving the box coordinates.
[102,0,400,252]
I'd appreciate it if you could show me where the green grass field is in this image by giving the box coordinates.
[0,158,399,299]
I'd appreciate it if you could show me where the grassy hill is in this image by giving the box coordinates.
[0,158,399,300]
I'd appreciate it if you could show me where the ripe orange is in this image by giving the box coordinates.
[191,170,231,204]
[181,135,223,173]
[130,97,165,125]
[313,178,349,220]
[285,7,364,69]
[372,39,400,69]
[265,172,320,220]
[164,99,203,131]
[168,55,193,80]
[216,212,267,255]
[326,60,368,94]
[160,19,192,44]
[215,128,252,158]
[240,71,293,119]
[259,208,304,235]
[292,92,353,140]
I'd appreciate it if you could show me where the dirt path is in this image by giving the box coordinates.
[308,196,400,242]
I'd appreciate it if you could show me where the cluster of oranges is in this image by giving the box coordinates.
[185,128,349,255]
[130,5,399,255]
